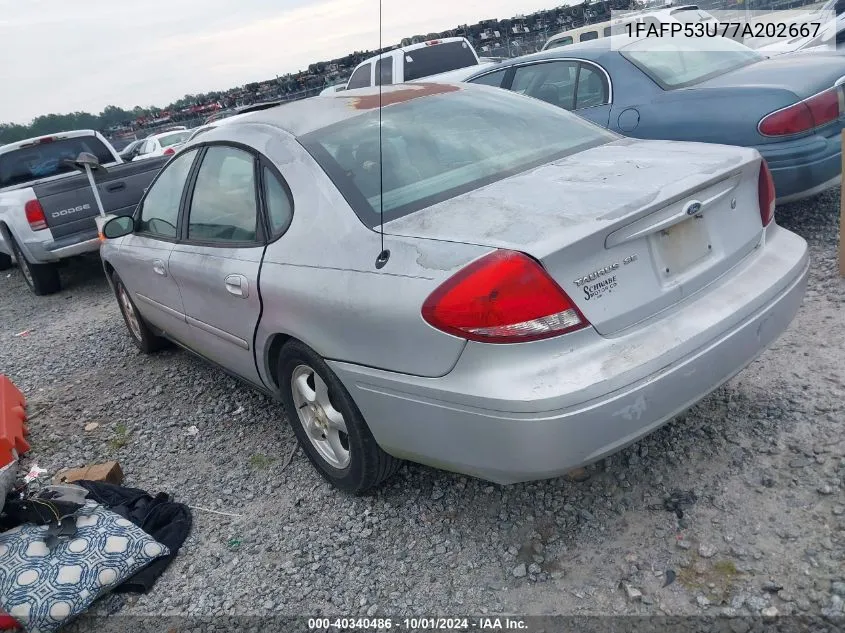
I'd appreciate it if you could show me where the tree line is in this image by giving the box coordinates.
[0,93,226,145]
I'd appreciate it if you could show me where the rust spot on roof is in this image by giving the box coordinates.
[344,83,461,110]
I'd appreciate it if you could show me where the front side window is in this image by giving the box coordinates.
[300,86,616,226]
[511,62,579,110]
[347,63,372,89]
[188,146,258,243]
[621,37,762,89]
[138,149,198,238]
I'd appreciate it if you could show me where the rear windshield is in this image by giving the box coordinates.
[403,41,478,81]
[545,36,574,49]
[621,37,762,89]
[157,131,192,148]
[0,136,114,189]
[299,87,616,226]
[670,7,716,22]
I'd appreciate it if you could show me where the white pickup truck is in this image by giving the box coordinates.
[0,130,167,295]
[344,37,483,89]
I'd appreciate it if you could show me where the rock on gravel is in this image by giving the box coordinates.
[0,188,843,619]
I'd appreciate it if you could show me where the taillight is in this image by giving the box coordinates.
[421,250,589,343]
[758,160,776,227]
[24,200,47,231]
[759,87,840,136]
[163,147,175,156]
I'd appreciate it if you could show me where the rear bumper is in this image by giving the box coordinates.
[756,127,842,202]
[23,229,100,263]
[330,225,808,484]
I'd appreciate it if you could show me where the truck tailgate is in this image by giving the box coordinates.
[32,157,168,239]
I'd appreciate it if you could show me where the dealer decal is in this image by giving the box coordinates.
[583,275,618,301]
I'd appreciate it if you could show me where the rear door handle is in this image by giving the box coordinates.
[225,274,249,298]
[152,260,167,276]
[106,182,126,192]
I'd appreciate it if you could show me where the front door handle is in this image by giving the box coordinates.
[106,182,126,193]
[152,259,167,276]
[225,274,249,298]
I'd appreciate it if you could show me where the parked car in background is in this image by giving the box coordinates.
[345,37,481,89]
[542,5,720,50]
[204,101,284,124]
[100,83,807,492]
[0,130,167,294]
[461,35,845,202]
[118,138,145,162]
[131,129,192,161]
[756,12,845,55]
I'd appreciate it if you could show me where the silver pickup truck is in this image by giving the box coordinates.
[0,130,167,295]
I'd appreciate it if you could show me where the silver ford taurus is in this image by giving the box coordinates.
[100,83,809,492]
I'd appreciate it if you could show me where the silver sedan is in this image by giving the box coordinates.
[100,83,809,492]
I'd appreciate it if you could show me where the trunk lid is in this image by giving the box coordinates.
[384,138,764,335]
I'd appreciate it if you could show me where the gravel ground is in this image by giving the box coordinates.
[0,189,843,629]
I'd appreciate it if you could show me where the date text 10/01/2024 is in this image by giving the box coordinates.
[307,617,528,630]
[626,21,822,39]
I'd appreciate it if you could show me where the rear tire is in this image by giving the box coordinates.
[112,272,168,354]
[278,340,401,493]
[0,252,11,271]
[9,237,60,295]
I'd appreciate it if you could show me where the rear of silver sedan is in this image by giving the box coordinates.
[305,93,809,484]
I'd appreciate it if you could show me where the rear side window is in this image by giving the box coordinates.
[575,64,610,109]
[403,41,478,81]
[469,69,509,88]
[138,149,198,238]
[375,57,393,86]
[263,167,293,234]
[188,146,258,243]
[0,136,115,189]
[347,63,372,89]
[580,30,598,41]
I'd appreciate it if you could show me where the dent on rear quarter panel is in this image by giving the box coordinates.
[241,124,490,381]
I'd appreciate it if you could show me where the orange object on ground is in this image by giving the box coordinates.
[0,375,29,468]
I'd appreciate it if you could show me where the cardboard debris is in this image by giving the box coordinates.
[53,461,124,485]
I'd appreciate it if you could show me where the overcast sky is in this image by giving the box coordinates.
[0,0,563,124]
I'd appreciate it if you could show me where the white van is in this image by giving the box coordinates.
[542,5,719,50]
[345,37,481,89]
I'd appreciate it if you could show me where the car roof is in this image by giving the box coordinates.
[230,82,475,138]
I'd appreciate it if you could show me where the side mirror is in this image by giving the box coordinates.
[61,152,107,174]
[103,215,134,239]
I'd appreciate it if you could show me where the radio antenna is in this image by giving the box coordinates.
[375,0,390,269]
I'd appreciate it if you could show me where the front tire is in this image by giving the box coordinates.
[10,237,60,295]
[112,272,168,353]
[278,340,401,493]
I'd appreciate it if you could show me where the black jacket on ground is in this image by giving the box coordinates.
[77,480,192,593]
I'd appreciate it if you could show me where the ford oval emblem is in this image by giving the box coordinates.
[685,201,703,216]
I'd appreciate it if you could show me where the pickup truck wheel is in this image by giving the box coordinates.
[10,238,60,295]
[278,340,401,493]
[112,273,168,353]
[0,253,11,271]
